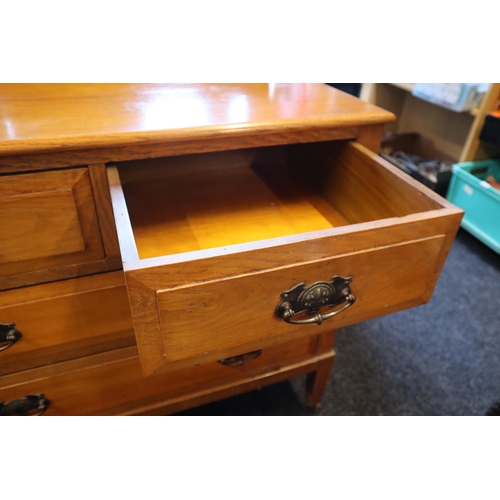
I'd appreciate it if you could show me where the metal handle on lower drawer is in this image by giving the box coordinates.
[0,323,22,352]
[0,394,50,416]
[275,275,355,326]
[218,350,262,366]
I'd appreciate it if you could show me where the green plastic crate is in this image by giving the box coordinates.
[446,159,500,254]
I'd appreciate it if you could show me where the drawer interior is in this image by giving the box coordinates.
[112,141,443,260]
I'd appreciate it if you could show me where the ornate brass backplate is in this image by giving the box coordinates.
[275,275,355,325]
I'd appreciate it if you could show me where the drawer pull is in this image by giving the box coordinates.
[218,350,262,366]
[0,323,22,352]
[275,275,355,325]
[0,394,50,416]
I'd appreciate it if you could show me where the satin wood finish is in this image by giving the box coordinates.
[0,272,135,376]
[87,164,122,263]
[0,84,462,415]
[0,128,361,173]
[0,168,107,290]
[115,149,350,259]
[107,140,463,377]
[0,84,395,157]
[156,237,444,362]
[306,329,338,406]
[0,336,326,416]
[0,84,393,172]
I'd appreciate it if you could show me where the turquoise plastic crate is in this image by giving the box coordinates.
[446,159,500,254]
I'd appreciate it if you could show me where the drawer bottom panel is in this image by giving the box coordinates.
[0,334,326,416]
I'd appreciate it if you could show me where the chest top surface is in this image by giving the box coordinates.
[0,83,395,157]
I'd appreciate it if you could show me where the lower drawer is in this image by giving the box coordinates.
[0,334,323,415]
[0,272,135,375]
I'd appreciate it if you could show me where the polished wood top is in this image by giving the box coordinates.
[0,84,395,156]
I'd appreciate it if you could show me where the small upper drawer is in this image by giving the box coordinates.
[0,168,105,290]
[107,141,463,377]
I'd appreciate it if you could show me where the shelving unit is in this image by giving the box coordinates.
[360,83,500,163]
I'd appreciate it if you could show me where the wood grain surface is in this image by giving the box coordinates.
[0,335,325,415]
[88,163,121,261]
[0,168,105,289]
[156,236,445,362]
[0,84,395,157]
[0,83,462,413]
[0,272,135,375]
[119,152,349,259]
[107,141,463,376]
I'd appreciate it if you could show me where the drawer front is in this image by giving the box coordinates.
[0,272,135,375]
[155,236,444,362]
[0,168,105,290]
[108,141,463,376]
[0,335,317,415]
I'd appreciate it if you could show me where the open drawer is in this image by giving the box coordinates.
[107,140,463,377]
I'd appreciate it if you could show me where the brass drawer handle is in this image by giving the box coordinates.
[0,394,50,416]
[275,275,355,325]
[218,350,262,366]
[0,323,22,352]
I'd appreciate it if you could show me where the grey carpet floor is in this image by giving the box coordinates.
[175,228,500,416]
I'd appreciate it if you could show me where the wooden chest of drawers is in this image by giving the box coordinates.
[0,84,463,415]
